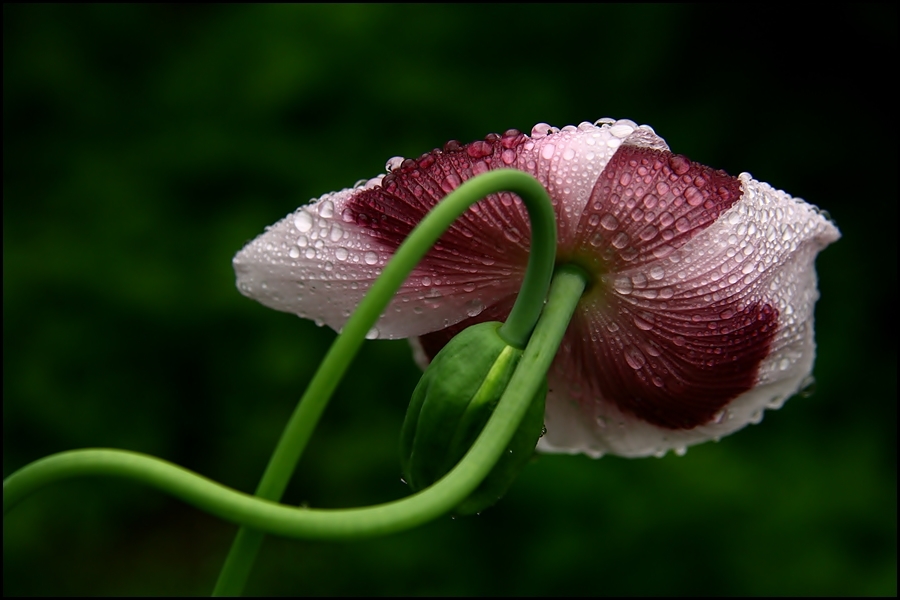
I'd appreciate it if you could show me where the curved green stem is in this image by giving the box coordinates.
[3,267,587,537]
[214,170,557,594]
[3,170,558,596]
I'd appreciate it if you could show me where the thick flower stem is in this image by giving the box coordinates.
[3,170,558,597]
[2,265,587,546]
[2,269,587,595]
[212,170,556,595]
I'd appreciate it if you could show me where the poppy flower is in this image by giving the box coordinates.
[233,118,840,458]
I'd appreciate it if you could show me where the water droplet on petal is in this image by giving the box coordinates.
[294,211,313,233]
[466,299,485,317]
[318,200,334,218]
[335,247,349,261]
[288,247,300,259]
[600,214,619,230]
[541,144,556,160]
[364,251,378,265]
[669,154,691,175]
[624,346,646,369]
[798,376,816,398]
[440,174,461,193]
[385,156,404,172]
[684,186,703,207]
[633,315,653,331]
[366,327,379,340]
[613,276,633,295]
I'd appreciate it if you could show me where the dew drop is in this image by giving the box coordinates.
[385,156,404,172]
[335,247,349,261]
[288,247,300,259]
[503,228,522,243]
[600,214,619,230]
[440,174,461,193]
[649,266,665,280]
[318,200,334,218]
[624,346,647,369]
[294,211,313,233]
[638,225,658,241]
[611,232,629,249]
[668,154,691,175]
[613,276,633,295]
[684,186,703,207]
[798,376,816,398]
[366,327,379,340]
[466,299,485,317]
[364,251,378,265]
[633,315,653,331]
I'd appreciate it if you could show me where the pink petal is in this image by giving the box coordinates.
[235,119,665,338]
[232,176,524,339]
[538,174,840,458]
[235,119,840,458]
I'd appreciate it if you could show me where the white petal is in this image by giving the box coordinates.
[538,174,840,457]
[233,182,525,339]
[518,119,668,249]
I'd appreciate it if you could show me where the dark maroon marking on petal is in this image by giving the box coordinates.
[344,130,533,274]
[417,297,517,361]
[568,145,742,271]
[560,295,779,430]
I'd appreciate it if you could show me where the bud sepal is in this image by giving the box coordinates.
[400,321,546,515]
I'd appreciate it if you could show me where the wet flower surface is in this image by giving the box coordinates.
[234,119,840,458]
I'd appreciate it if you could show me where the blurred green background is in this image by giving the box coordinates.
[4,4,896,596]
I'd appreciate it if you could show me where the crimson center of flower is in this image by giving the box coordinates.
[345,131,779,431]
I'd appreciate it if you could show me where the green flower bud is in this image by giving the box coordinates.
[400,321,547,515]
